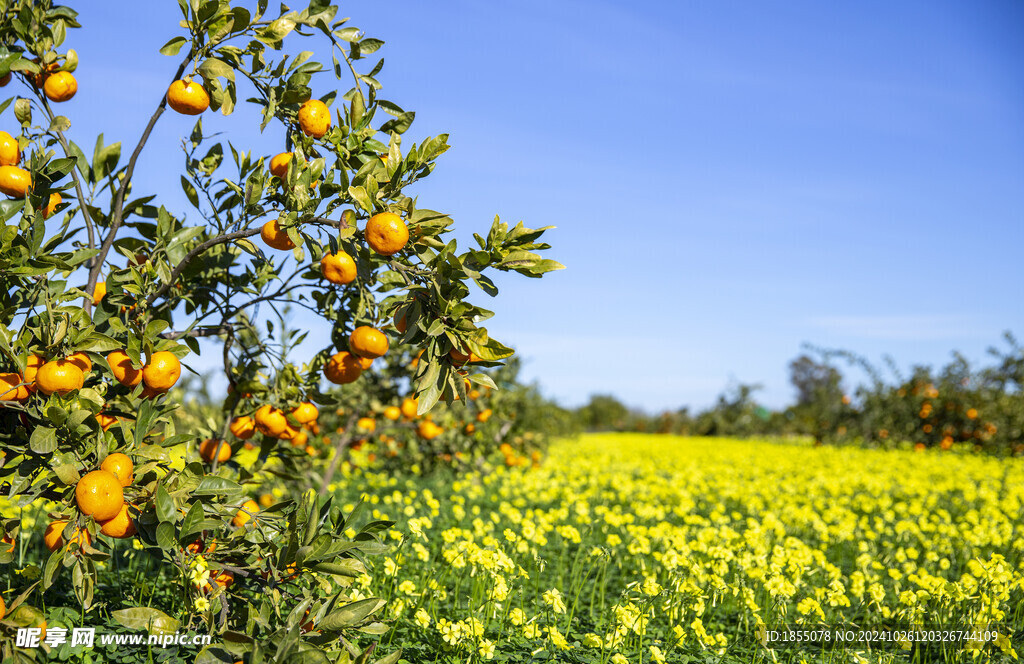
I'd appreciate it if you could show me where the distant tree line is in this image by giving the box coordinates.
[573,333,1024,456]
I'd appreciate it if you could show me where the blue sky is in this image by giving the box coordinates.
[8,0,1023,411]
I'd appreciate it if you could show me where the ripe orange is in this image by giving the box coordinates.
[29,60,58,88]
[199,439,232,463]
[43,71,77,102]
[301,609,316,633]
[229,416,256,439]
[291,401,319,424]
[213,570,235,588]
[323,351,362,384]
[464,423,476,435]
[417,420,442,440]
[107,349,142,387]
[349,326,389,359]
[289,429,308,448]
[256,401,292,438]
[966,408,978,420]
[449,346,480,365]
[394,309,409,334]
[92,281,107,305]
[476,408,493,423]
[320,251,357,285]
[0,165,31,198]
[95,412,118,431]
[270,152,293,178]
[279,421,300,441]
[254,404,289,437]
[0,372,29,402]
[76,470,124,521]
[44,520,91,552]
[100,453,134,487]
[0,130,19,166]
[184,536,217,555]
[261,219,295,250]
[143,351,181,392]
[24,354,43,386]
[258,493,274,508]
[232,499,259,528]
[67,351,92,373]
[297,99,330,138]
[35,359,84,395]
[400,397,419,419]
[99,504,136,538]
[356,417,376,432]
[41,192,61,218]
[364,212,408,256]
[166,79,209,115]
[138,385,168,401]
[384,406,401,421]
[450,377,473,401]
[355,355,374,370]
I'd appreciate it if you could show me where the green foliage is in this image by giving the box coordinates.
[0,0,560,661]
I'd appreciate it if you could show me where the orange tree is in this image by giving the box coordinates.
[266,350,575,485]
[801,339,1023,454]
[0,0,559,661]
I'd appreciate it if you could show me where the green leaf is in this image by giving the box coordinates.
[357,38,384,55]
[179,502,205,538]
[258,17,296,44]
[467,337,514,362]
[336,27,360,42]
[197,56,235,83]
[156,522,176,550]
[135,399,156,448]
[49,115,72,133]
[193,476,243,496]
[111,607,180,635]
[156,485,175,523]
[318,598,386,631]
[52,463,81,485]
[29,426,57,454]
[371,651,403,664]
[380,111,414,135]
[310,560,365,578]
[159,36,188,56]
[230,7,251,32]
[180,176,200,208]
[14,98,31,126]
[347,185,372,212]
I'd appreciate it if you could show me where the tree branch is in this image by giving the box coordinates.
[160,325,232,340]
[146,228,260,306]
[317,413,358,495]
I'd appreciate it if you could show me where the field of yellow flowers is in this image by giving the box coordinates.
[334,433,1023,663]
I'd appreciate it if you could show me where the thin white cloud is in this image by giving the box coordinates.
[806,314,988,340]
